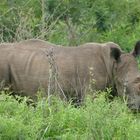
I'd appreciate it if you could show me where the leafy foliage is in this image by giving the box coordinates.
[0,91,140,140]
[1,0,140,47]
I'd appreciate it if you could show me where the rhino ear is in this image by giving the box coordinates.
[110,47,121,62]
[132,41,140,57]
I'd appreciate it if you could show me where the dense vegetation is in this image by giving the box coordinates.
[1,0,140,50]
[0,0,140,139]
[0,91,140,140]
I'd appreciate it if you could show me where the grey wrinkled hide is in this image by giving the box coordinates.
[1,39,140,110]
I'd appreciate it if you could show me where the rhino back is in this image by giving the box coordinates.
[15,39,54,51]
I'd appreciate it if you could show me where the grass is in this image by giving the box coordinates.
[0,90,140,140]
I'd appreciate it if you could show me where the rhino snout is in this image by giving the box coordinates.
[127,96,140,111]
[128,103,140,111]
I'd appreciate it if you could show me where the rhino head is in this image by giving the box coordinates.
[112,41,140,111]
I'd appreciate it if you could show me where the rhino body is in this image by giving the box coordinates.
[1,39,140,110]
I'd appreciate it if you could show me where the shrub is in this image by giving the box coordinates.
[0,90,140,140]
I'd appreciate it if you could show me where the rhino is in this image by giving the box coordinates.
[0,39,140,110]
[0,39,53,50]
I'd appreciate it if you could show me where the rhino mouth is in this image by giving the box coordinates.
[123,87,140,111]
[127,103,140,113]
[127,96,140,112]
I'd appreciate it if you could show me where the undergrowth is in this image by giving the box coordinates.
[0,90,140,140]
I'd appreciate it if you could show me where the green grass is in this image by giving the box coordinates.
[0,90,140,140]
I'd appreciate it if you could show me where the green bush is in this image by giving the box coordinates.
[0,90,140,140]
[1,0,140,48]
